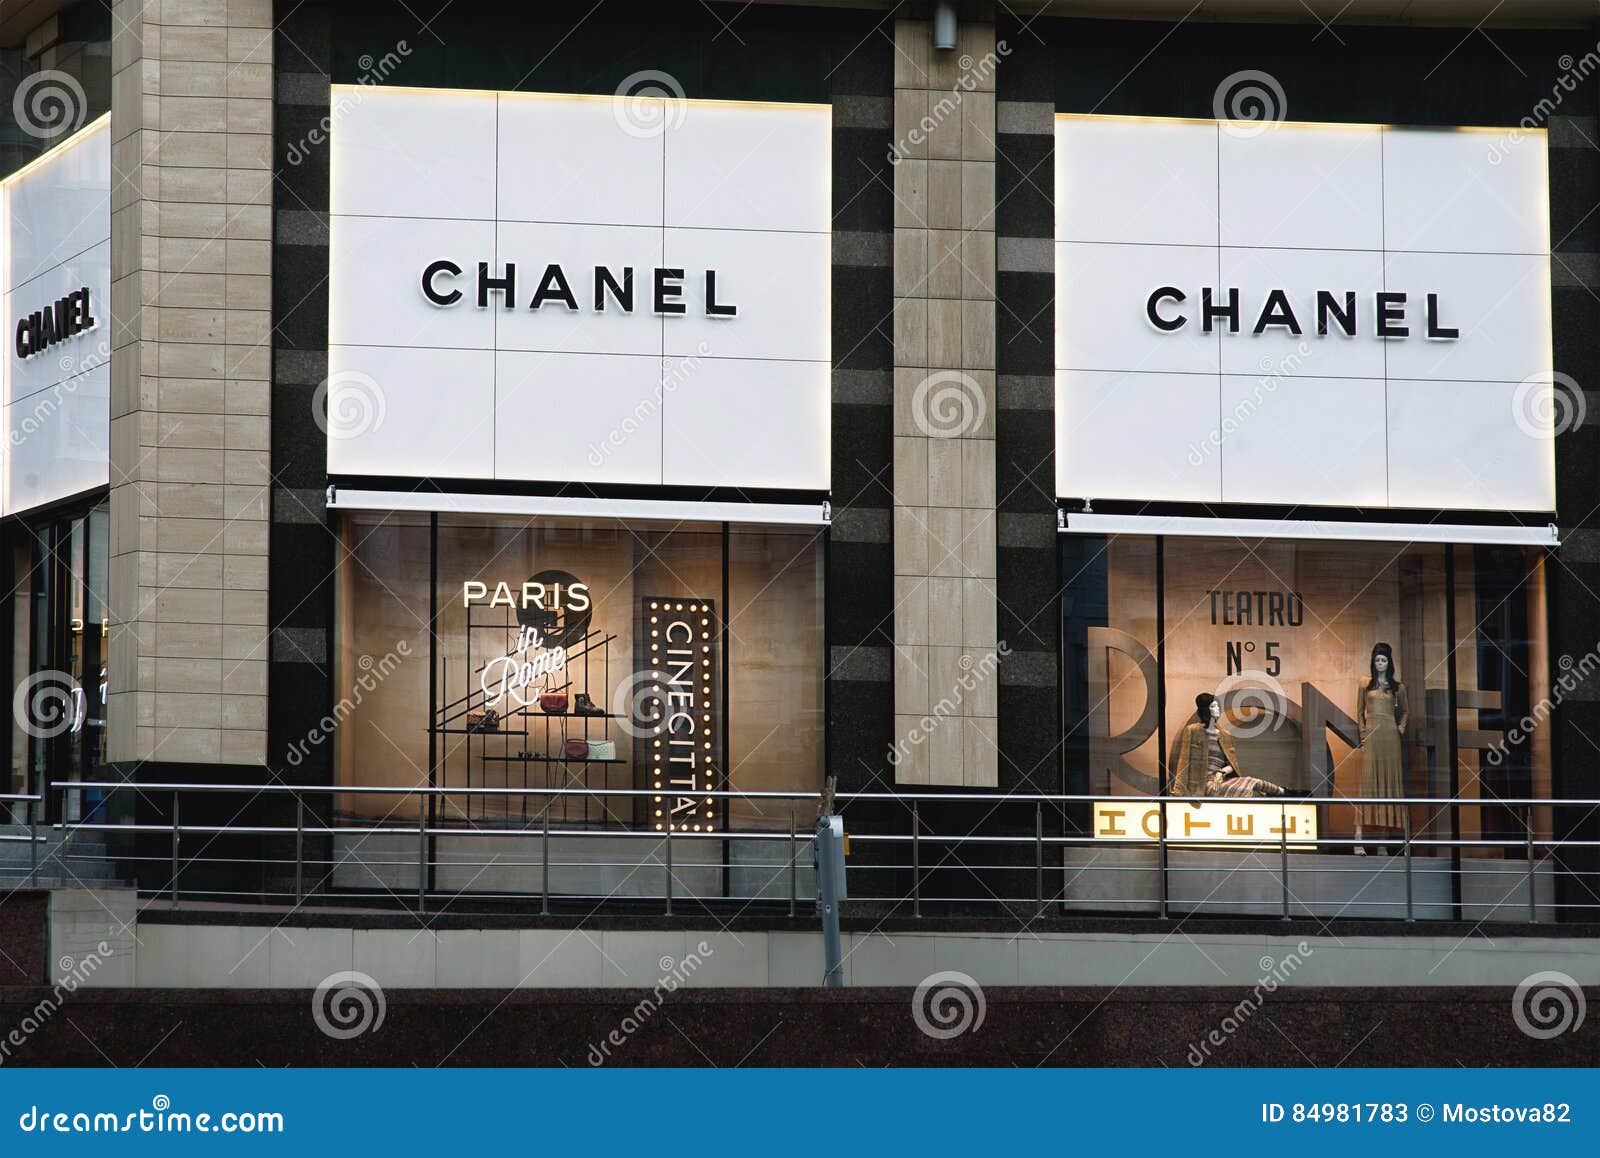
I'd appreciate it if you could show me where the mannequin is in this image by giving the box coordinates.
[1354,642,1409,855]
[1173,693,1287,804]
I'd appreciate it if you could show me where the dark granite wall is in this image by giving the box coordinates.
[1,983,1593,1066]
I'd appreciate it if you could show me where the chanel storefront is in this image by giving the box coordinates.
[321,84,832,893]
[1051,106,1565,918]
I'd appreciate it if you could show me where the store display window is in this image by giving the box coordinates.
[1062,533,1553,913]
[334,511,825,836]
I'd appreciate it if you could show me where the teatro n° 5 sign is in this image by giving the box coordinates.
[1054,115,1555,512]
[327,86,831,491]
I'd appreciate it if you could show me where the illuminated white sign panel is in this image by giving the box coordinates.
[328,87,831,490]
[2,116,111,515]
[1055,116,1555,512]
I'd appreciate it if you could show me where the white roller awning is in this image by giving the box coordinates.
[325,487,831,527]
[1060,511,1559,548]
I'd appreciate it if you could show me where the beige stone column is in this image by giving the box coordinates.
[891,17,999,787]
[107,0,273,766]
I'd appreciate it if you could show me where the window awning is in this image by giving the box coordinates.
[1059,511,1558,548]
[325,487,831,527]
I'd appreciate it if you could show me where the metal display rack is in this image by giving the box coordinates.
[433,605,625,828]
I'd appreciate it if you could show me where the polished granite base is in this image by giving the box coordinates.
[0,985,1593,1066]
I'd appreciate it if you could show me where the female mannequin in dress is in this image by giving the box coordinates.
[1354,642,1408,855]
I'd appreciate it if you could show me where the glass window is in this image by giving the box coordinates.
[334,511,825,889]
[1062,533,1552,920]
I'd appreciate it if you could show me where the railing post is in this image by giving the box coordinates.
[1527,812,1538,923]
[664,822,673,917]
[788,808,797,919]
[1403,807,1414,923]
[541,806,550,916]
[294,795,305,905]
[28,797,38,887]
[1279,801,1290,922]
[416,794,427,914]
[1157,796,1169,920]
[1035,803,1044,916]
[170,791,181,904]
[912,800,921,919]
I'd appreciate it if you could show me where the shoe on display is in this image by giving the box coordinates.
[573,692,605,716]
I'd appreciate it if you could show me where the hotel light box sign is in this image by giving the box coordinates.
[327,87,831,491]
[1054,116,1555,512]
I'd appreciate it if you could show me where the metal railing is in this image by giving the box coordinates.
[37,782,1600,924]
[0,793,44,886]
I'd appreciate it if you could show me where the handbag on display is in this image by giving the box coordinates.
[588,739,617,760]
[465,708,499,733]
[564,738,590,760]
[539,692,568,714]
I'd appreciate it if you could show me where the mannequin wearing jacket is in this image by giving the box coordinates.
[1172,693,1287,803]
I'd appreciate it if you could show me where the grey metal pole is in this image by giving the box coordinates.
[912,800,921,919]
[541,806,550,915]
[817,815,844,988]
[788,808,797,918]
[28,797,37,887]
[1403,808,1414,923]
[171,792,180,904]
[664,822,673,916]
[416,794,426,914]
[294,795,304,905]
[1527,816,1538,923]
[1035,803,1044,916]
[1279,802,1291,922]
